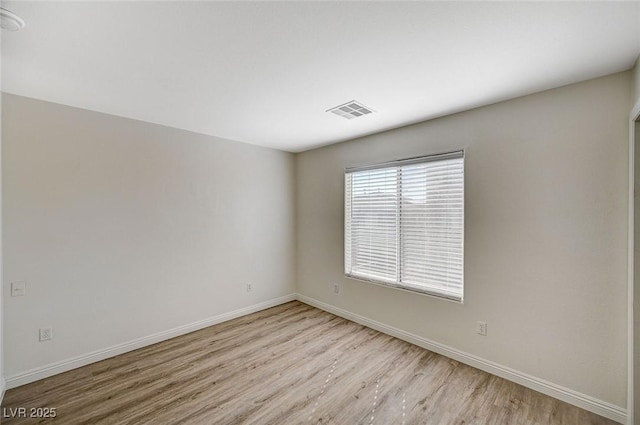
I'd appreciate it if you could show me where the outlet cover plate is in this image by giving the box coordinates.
[476,321,487,336]
[11,281,26,297]
[39,327,52,342]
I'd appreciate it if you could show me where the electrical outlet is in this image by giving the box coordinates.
[333,283,340,294]
[246,283,252,293]
[476,321,487,336]
[39,327,53,342]
[11,281,26,297]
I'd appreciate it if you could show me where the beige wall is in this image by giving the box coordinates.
[296,72,630,407]
[632,58,640,425]
[634,118,639,425]
[2,94,296,378]
[632,60,640,110]
[0,28,4,400]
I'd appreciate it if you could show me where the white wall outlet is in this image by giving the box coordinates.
[246,283,252,293]
[333,283,340,294]
[39,327,53,342]
[476,321,487,336]
[11,281,26,297]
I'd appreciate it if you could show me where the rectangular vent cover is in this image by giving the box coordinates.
[327,100,374,119]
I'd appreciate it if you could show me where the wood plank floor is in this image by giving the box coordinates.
[2,301,617,425]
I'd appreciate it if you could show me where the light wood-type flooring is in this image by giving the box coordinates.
[2,301,617,424]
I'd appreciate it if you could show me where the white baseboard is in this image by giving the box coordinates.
[295,293,627,424]
[1,376,6,405]
[5,294,296,390]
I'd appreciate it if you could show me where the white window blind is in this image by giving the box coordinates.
[345,151,464,301]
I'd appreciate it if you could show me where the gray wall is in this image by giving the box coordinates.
[2,94,296,378]
[296,72,630,408]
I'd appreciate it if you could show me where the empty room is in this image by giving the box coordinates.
[1,1,640,424]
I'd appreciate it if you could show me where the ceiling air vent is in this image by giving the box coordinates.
[327,100,374,120]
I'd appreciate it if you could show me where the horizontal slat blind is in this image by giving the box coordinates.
[400,158,464,299]
[345,152,464,301]
[345,167,398,283]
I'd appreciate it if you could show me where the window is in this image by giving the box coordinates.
[345,151,464,301]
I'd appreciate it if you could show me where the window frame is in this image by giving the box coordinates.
[344,150,465,302]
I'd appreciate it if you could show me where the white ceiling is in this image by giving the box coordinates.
[2,1,640,153]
